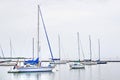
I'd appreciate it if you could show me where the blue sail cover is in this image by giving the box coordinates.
[52,58,60,61]
[24,58,39,65]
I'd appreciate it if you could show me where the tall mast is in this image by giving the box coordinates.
[77,32,80,61]
[98,39,100,61]
[89,35,92,61]
[37,5,40,58]
[58,34,61,60]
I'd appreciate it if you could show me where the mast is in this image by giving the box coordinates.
[58,34,61,60]
[38,5,54,61]
[98,39,100,61]
[37,5,40,59]
[32,38,34,59]
[10,39,12,57]
[77,32,80,61]
[89,35,92,61]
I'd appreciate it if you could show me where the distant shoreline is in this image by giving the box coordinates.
[1,57,120,62]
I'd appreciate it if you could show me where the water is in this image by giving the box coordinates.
[1,62,120,80]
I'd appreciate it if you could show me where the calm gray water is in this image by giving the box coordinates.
[1,62,120,80]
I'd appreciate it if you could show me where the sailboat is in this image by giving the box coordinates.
[69,32,85,69]
[0,40,16,66]
[96,39,107,64]
[0,45,11,63]
[8,5,55,73]
[81,35,97,65]
[50,34,68,64]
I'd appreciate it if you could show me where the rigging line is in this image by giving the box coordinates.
[0,45,5,58]
[78,35,85,60]
[79,39,85,60]
[38,5,54,60]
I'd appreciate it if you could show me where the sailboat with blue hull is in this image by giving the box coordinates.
[8,5,55,73]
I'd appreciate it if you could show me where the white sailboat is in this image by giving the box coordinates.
[0,40,16,66]
[81,35,97,65]
[8,64,54,73]
[0,45,11,64]
[50,34,68,64]
[96,39,107,64]
[69,32,85,69]
[8,5,55,73]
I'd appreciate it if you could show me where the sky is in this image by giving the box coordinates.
[0,0,120,60]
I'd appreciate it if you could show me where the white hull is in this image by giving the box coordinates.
[0,60,12,63]
[0,62,16,66]
[81,61,97,65]
[8,67,53,73]
[69,63,85,69]
[50,60,68,64]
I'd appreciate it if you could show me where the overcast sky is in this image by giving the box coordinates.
[0,0,120,60]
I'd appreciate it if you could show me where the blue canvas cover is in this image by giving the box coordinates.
[24,58,39,65]
[52,58,60,61]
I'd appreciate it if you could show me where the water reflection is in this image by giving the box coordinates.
[85,65,103,80]
[2,63,120,80]
[10,72,55,80]
[68,65,85,80]
[98,65,102,80]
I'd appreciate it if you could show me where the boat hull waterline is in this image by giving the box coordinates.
[69,63,85,69]
[8,67,53,73]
